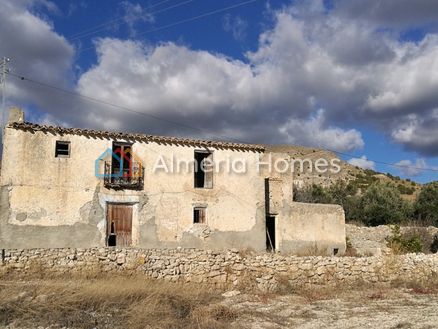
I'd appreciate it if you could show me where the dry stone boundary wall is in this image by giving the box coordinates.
[2,248,438,291]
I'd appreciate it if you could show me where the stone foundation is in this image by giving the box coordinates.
[2,248,438,291]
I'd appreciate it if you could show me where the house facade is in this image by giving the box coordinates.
[0,108,346,254]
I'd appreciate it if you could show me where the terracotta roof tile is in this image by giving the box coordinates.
[8,122,265,152]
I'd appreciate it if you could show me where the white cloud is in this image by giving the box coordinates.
[335,0,438,27]
[394,158,428,177]
[120,1,154,36]
[390,112,438,155]
[223,14,248,41]
[4,0,438,157]
[364,36,438,115]
[348,156,376,170]
[0,0,74,124]
[279,110,364,152]
[73,36,365,151]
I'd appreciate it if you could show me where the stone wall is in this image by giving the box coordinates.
[2,248,438,291]
[347,224,438,256]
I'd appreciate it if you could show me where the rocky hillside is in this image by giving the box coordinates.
[265,144,422,198]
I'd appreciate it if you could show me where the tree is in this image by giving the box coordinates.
[327,181,358,207]
[293,184,333,204]
[357,182,410,226]
[415,182,438,226]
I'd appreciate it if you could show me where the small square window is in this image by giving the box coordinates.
[55,141,70,158]
[193,207,206,224]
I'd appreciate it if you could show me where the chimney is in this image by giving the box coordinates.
[8,106,25,124]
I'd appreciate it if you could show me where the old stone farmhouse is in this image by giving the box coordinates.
[0,108,345,254]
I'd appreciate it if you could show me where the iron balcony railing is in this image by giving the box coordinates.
[104,161,144,190]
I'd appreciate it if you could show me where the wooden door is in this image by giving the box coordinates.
[107,204,133,247]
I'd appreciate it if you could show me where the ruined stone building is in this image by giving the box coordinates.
[0,108,345,254]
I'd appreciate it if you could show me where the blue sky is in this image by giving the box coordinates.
[1,0,438,182]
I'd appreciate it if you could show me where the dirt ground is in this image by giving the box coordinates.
[0,276,437,329]
[225,289,438,329]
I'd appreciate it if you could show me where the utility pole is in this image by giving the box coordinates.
[0,57,11,142]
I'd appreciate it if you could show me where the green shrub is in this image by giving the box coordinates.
[431,235,438,254]
[294,181,417,225]
[293,181,358,207]
[387,225,423,254]
[293,184,333,204]
[402,236,423,253]
[364,169,377,176]
[343,195,361,222]
[414,182,438,226]
[353,173,378,189]
[397,184,415,195]
[329,181,358,204]
[356,182,411,226]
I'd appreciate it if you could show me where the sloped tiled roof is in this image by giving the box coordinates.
[8,122,265,152]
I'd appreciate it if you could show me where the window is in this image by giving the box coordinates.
[193,207,206,224]
[112,142,133,177]
[55,141,70,158]
[194,150,213,188]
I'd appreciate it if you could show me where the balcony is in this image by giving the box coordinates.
[104,161,144,190]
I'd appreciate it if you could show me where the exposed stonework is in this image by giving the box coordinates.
[347,224,438,256]
[2,248,437,291]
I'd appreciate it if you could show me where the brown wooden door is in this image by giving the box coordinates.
[107,204,133,247]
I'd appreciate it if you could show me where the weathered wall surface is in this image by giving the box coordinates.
[281,203,346,255]
[135,141,265,250]
[0,127,110,248]
[260,153,346,255]
[2,248,437,291]
[0,125,265,250]
[0,112,346,254]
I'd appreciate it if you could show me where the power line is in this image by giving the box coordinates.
[70,0,195,42]
[68,0,176,39]
[7,71,211,138]
[75,0,260,55]
[328,149,438,173]
[1,57,11,142]
[7,71,438,174]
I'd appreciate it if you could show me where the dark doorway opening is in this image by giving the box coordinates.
[108,222,116,246]
[266,216,276,252]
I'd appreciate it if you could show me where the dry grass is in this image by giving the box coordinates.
[367,287,389,300]
[0,276,236,329]
[238,248,255,258]
[273,277,438,304]
[1,257,438,328]
[294,245,330,257]
[391,277,438,295]
[344,236,358,257]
